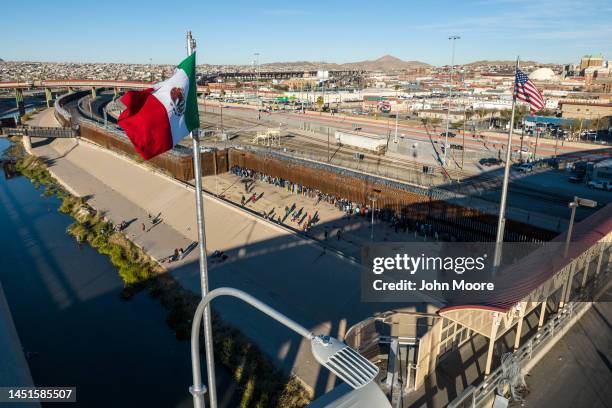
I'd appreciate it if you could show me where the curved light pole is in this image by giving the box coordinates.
[442,35,460,166]
[190,287,379,408]
[564,196,597,257]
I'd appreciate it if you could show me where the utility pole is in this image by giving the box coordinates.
[393,87,399,144]
[443,35,460,166]
[255,52,260,119]
[327,127,330,162]
[461,107,466,168]
[532,128,540,161]
[519,118,524,160]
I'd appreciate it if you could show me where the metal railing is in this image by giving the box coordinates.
[26,126,76,138]
[54,93,72,123]
[472,301,582,407]
[452,262,611,408]
[234,144,566,232]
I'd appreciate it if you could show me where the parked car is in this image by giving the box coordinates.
[515,163,534,173]
[440,131,456,138]
[479,158,502,166]
[568,174,585,183]
[587,180,612,191]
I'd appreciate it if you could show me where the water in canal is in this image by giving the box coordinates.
[0,138,233,407]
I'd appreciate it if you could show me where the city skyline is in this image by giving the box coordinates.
[2,0,611,66]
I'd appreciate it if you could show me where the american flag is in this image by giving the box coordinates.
[514,69,545,113]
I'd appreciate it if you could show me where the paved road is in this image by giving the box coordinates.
[206,104,609,158]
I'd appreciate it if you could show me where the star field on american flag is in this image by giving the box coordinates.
[514,69,545,113]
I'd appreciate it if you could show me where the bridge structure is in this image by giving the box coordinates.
[0,69,364,115]
[199,69,364,83]
[0,79,214,115]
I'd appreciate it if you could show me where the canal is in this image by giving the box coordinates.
[0,138,235,407]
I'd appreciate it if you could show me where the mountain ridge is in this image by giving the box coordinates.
[255,55,432,71]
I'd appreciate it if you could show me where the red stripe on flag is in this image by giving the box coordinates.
[118,89,173,160]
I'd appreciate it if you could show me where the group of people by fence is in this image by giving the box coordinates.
[230,165,454,242]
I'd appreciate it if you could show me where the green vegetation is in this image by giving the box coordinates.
[430,117,442,131]
[316,96,324,110]
[19,107,45,123]
[11,141,311,408]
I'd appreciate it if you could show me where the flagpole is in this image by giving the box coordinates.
[493,56,519,268]
[187,31,218,408]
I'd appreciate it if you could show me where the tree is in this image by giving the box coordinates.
[592,116,603,131]
[316,96,324,111]
[430,117,442,132]
[451,120,464,130]
[499,109,512,127]
[569,119,581,139]
[514,105,529,126]
[465,109,474,121]
[538,108,556,117]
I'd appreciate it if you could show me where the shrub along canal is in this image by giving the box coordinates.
[0,138,237,407]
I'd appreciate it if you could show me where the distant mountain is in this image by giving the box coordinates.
[343,55,431,71]
[0,58,4,62]
[462,59,558,67]
[258,55,431,72]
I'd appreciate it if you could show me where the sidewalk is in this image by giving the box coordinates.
[524,297,612,408]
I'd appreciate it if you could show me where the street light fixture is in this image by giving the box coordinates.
[564,196,597,257]
[190,287,380,408]
[368,189,381,242]
[443,35,460,166]
[254,52,261,119]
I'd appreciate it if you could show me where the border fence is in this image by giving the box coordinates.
[53,91,557,241]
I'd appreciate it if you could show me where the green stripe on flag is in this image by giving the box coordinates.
[178,52,200,131]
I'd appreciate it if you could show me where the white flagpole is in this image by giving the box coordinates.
[187,31,218,408]
[493,56,520,268]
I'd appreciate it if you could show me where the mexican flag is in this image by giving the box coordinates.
[118,53,199,160]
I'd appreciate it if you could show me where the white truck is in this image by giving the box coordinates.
[335,130,387,154]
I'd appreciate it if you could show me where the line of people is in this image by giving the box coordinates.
[230,165,454,242]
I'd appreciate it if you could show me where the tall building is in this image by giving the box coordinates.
[580,54,604,71]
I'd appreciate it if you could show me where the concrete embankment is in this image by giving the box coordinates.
[22,109,386,396]
[0,282,40,408]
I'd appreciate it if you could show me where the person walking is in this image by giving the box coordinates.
[141,222,145,232]
[241,195,246,206]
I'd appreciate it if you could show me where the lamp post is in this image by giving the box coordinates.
[189,287,380,408]
[442,35,460,166]
[369,196,377,242]
[565,196,597,257]
[254,52,260,119]
[368,190,380,242]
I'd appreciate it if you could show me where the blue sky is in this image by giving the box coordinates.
[2,0,610,66]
